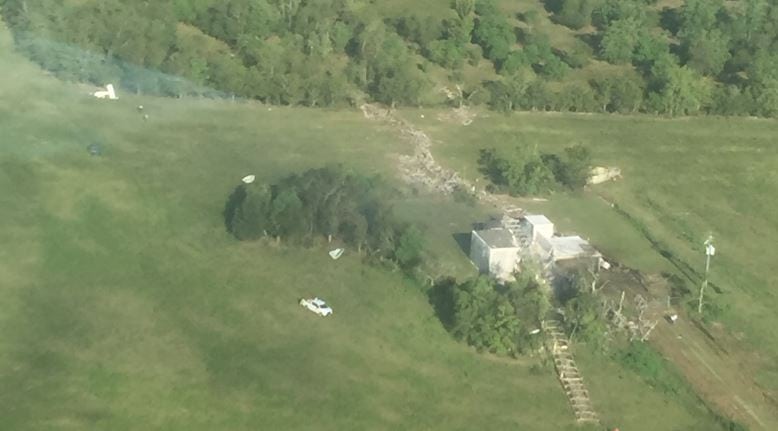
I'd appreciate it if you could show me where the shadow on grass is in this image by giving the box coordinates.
[222,184,246,234]
[452,232,471,258]
[427,277,457,330]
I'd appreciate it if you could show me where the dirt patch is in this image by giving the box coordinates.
[361,103,472,194]
[436,106,477,126]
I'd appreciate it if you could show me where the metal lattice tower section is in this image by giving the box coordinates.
[543,320,600,425]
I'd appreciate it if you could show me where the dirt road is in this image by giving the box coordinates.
[650,317,778,430]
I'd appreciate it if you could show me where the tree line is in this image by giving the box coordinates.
[224,166,424,271]
[2,0,777,117]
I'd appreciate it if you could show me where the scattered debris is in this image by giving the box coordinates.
[137,105,144,111]
[588,166,622,185]
[436,106,476,126]
[93,83,117,100]
[599,258,612,270]
[328,248,344,260]
[142,114,150,121]
[241,175,256,184]
[360,103,474,194]
[87,143,102,156]
[544,319,600,425]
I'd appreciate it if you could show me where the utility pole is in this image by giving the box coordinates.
[698,236,716,314]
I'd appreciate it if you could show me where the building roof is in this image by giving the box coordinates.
[524,214,553,227]
[473,228,517,249]
[547,235,600,260]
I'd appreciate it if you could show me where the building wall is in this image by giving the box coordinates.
[469,231,490,274]
[531,223,554,241]
[488,247,520,280]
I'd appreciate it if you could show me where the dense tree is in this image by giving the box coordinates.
[592,0,649,29]
[473,0,515,63]
[600,18,642,64]
[591,72,645,113]
[224,166,425,269]
[551,0,600,30]
[3,0,776,118]
[450,274,551,355]
[478,142,592,195]
[649,65,712,116]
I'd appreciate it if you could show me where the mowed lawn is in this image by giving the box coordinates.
[0,29,585,430]
[411,108,778,392]
[0,24,739,431]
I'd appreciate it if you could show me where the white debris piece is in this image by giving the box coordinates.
[241,175,256,184]
[93,84,118,100]
[599,258,611,270]
[588,166,621,185]
[329,248,344,260]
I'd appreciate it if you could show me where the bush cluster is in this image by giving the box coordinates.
[478,143,592,196]
[224,166,424,271]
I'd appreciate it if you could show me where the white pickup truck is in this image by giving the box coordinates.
[299,297,333,317]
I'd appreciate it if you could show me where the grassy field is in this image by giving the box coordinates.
[406,107,778,427]
[0,19,743,430]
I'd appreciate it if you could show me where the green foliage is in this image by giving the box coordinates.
[551,0,600,30]
[477,144,556,196]
[224,166,424,270]
[649,65,713,116]
[473,0,515,63]
[393,225,424,270]
[450,275,550,355]
[230,184,273,240]
[558,144,593,189]
[4,0,778,118]
[478,143,593,195]
[600,18,642,64]
[592,0,649,29]
[591,72,645,113]
[617,341,686,395]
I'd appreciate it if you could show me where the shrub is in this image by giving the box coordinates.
[478,143,592,195]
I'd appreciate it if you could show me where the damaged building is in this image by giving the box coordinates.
[469,212,601,281]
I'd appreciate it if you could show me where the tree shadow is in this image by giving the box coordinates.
[576,33,602,54]
[540,0,564,14]
[659,6,682,35]
[427,277,458,330]
[222,184,246,234]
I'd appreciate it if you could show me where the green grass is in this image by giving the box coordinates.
[411,107,778,390]
[0,24,583,430]
[0,19,750,431]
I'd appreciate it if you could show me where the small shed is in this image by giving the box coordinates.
[470,228,520,281]
[523,214,554,241]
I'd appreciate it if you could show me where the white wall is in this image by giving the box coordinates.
[534,223,554,240]
[469,231,490,273]
[488,247,520,281]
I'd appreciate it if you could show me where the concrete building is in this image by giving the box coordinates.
[470,228,520,281]
[469,212,601,280]
[523,214,554,242]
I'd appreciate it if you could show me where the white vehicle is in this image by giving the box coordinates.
[299,297,333,317]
